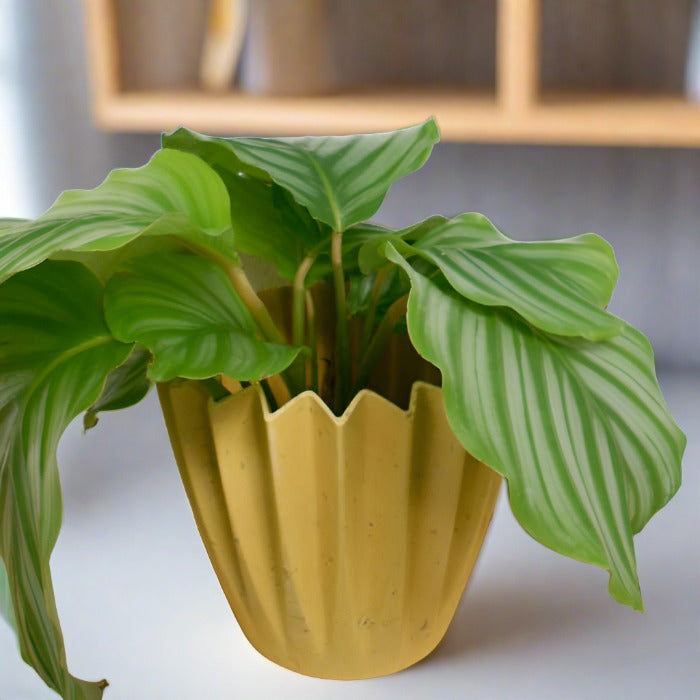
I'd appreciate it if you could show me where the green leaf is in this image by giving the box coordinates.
[83,346,152,430]
[1,217,27,232]
[390,248,685,610]
[0,149,233,283]
[215,169,330,281]
[104,252,302,382]
[160,127,272,181]
[401,213,622,340]
[0,260,131,698]
[164,120,440,232]
[347,266,409,319]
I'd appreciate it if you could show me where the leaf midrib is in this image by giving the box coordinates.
[302,150,342,232]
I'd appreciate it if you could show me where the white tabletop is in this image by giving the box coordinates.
[2,370,698,700]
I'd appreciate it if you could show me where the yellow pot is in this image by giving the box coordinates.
[157,286,501,679]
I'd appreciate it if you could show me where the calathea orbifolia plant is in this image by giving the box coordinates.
[0,119,685,698]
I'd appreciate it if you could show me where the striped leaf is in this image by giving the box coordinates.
[0,261,132,698]
[402,214,622,340]
[389,247,685,610]
[163,120,440,232]
[104,253,301,382]
[0,149,233,283]
[0,558,12,628]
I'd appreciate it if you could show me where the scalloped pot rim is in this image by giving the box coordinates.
[216,380,443,426]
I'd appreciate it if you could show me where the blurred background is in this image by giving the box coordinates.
[2,0,698,365]
[1,1,698,698]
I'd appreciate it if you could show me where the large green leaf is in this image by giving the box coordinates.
[160,127,272,182]
[0,149,233,283]
[104,252,302,382]
[398,214,622,340]
[389,247,685,610]
[0,261,132,698]
[164,120,440,232]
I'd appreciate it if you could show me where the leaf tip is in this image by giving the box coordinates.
[420,117,440,144]
[83,411,99,432]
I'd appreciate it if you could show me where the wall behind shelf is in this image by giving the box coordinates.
[12,0,700,369]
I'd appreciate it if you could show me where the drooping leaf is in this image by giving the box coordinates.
[0,261,132,698]
[0,149,234,283]
[1,217,27,232]
[83,346,153,430]
[0,529,14,630]
[50,233,193,285]
[389,247,685,610]
[398,214,622,340]
[104,253,302,382]
[164,120,440,232]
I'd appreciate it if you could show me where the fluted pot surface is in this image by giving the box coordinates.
[158,378,501,679]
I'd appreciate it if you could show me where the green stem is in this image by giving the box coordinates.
[306,290,318,393]
[292,257,315,345]
[331,230,351,413]
[223,262,287,345]
[216,258,297,397]
[289,256,316,391]
[360,266,389,355]
[354,294,408,394]
[178,240,286,346]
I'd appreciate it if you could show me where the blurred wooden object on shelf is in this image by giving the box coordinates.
[200,0,249,91]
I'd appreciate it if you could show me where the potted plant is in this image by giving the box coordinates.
[0,120,685,699]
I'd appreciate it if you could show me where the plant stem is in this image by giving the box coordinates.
[305,290,318,393]
[223,262,287,345]
[217,259,297,397]
[331,230,351,413]
[292,256,315,345]
[360,266,389,355]
[354,294,408,394]
[290,256,316,391]
[178,240,286,345]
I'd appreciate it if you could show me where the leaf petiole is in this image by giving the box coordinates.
[290,255,316,392]
[331,230,351,413]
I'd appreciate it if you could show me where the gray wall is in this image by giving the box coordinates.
[12,0,700,368]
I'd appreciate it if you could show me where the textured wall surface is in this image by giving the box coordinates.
[11,0,700,368]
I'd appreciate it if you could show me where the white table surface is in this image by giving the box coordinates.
[2,370,698,700]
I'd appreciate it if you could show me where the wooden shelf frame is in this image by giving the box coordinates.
[83,0,700,147]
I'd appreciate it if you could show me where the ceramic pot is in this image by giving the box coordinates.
[157,286,501,679]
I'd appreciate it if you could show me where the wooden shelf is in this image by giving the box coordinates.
[83,0,700,147]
